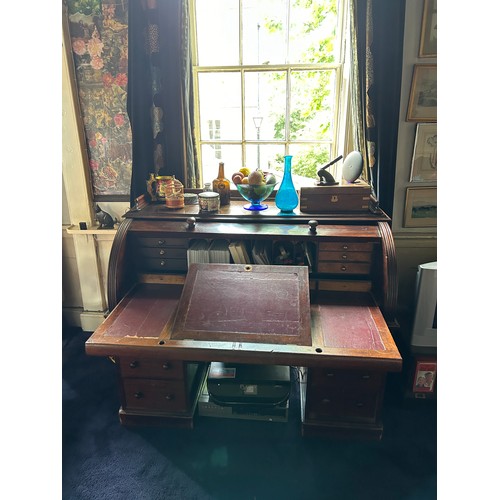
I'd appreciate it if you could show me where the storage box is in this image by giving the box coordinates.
[300,181,371,213]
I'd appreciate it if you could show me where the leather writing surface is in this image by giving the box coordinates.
[318,304,385,350]
[170,264,312,345]
[104,284,181,339]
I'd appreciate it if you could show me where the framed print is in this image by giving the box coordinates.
[419,0,437,57]
[406,64,437,122]
[410,123,437,182]
[404,187,437,228]
[413,361,437,394]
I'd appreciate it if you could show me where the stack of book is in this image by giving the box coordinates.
[187,239,210,266]
[228,241,252,264]
[208,240,231,264]
[251,240,272,265]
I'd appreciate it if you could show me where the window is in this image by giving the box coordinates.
[190,0,350,186]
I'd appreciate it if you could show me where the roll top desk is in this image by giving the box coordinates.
[86,199,401,439]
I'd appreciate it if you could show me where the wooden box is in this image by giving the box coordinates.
[300,181,371,213]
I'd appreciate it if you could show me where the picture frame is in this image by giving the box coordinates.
[413,361,437,393]
[410,123,437,182]
[419,0,437,57]
[406,64,437,122]
[403,187,437,228]
[418,0,437,57]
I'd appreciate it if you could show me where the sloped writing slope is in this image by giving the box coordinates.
[169,263,312,346]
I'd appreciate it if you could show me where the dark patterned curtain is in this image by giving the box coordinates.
[127,0,200,206]
[350,0,405,217]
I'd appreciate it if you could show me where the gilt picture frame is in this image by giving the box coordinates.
[403,187,437,228]
[419,0,437,58]
[410,123,437,182]
[406,64,437,122]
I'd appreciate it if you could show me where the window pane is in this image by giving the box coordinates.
[245,144,286,173]
[289,1,338,64]
[289,143,332,181]
[290,70,335,141]
[242,0,287,65]
[195,0,239,65]
[199,73,242,141]
[201,144,243,183]
[244,71,286,140]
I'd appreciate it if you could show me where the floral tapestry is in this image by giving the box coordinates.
[66,0,132,198]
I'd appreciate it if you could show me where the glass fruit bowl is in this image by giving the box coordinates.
[235,181,278,211]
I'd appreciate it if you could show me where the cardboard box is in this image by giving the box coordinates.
[300,181,371,213]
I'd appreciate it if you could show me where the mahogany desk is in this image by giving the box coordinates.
[85,201,402,439]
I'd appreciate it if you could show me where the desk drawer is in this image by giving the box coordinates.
[141,258,188,272]
[319,242,374,253]
[308,369,384,390]
[122,378,188,412]
[306,391,380,422]
[119,357,184,379]
[317,250,372,263]
[136,237,188,248]
[317,262,371,274]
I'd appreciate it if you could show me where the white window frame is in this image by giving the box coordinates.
[189,0,351,186]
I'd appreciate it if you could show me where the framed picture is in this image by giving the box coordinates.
[419,0,437,57]
[410,123,437,182]
[404,187,437,228]
[413,361,437,393]
[406,64,437,122]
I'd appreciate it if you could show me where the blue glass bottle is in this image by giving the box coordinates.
[275,155,299,213]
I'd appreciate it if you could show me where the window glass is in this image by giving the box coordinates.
[192,0,346,186]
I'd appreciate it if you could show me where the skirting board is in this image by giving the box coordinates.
[63,307,107,332]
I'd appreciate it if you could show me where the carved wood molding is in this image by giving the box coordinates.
[378,221,398,324]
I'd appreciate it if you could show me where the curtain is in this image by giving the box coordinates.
[349,0,405,217]
[127,0,200,206]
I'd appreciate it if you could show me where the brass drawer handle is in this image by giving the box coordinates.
[129,361,139,368]
[133,392,144,399]
[165,394,175,401]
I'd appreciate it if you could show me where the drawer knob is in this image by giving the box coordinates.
[356,402,365,407]
[159,249,165,255]
[162,362,170,370]
[187,217,196,229]
[321,398,331,404]
[361,374,371,379]
[160,260,166,266]
[308,220,318,234]
[133,392,144,399]
[165,394,175,401]
[341,265,347,271]
[129,361,139,368]
[342,254,347,259]
[158,240,165,245]
[343,244,348,250]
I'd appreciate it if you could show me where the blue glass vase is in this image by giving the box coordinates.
[275,155,299,213]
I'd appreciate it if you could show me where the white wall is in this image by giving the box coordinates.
[392,0,437,316]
